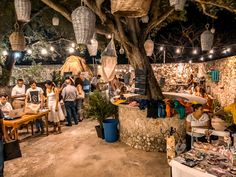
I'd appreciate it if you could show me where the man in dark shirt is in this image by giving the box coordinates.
[0,109,4,177]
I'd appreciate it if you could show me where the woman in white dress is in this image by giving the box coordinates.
[45,80,65,133]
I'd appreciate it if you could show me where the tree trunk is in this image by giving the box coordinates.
[0,55,15,87]
[123,44,164,100]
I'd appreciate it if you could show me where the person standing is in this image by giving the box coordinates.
[61,78,78,126]
[11,79,26,109]
[0,94,13,117]
[0,109,5,177]
[25,80,45,134]
[45,80,65,133]
[91,75,101,92]
[76,83,85,122]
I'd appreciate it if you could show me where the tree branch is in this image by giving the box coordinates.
[196,0,236,14]
[142,7,174,43]
[199,3,218,19]
[40,0,72,22]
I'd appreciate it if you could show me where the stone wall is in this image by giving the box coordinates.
[119,106,185,152]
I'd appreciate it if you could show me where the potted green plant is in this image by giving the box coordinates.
[86,91,118,139]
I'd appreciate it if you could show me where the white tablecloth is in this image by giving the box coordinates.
[170,160,216,177]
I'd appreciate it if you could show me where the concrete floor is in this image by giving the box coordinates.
[4,119,170,177]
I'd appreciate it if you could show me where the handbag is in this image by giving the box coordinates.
[4,140,22,161]
[24,103,40,115]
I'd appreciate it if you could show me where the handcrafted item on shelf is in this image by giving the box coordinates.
[144,38,154,56]
[9,23,26,51]
[201,24,214,51]
[87,34,98,56]
[111,0,152,17]
[71,5,96,44]
[14,0,31,22]
[52,16,59,26]
[174,0,186,11]
[211,70,220,82]
[101,37,117,82]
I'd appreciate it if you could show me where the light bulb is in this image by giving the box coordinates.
[208,54,213,59]
[209,49,214,54]
[68,47,75,54]
[200,57,204,61]
[50,46,55,51]
[210,28,215,34]
[106,34,112,39]
[97,65,101,69]
[2,50,8,56]
[176,48,181,54]
[71,43,76,48]
[119,47,125,54]
[189,60,192,64]
[192,49,198,55]
[41,48,48,55]
[226,48,231,52]
[159,46,164,51]
[27,49,32,54]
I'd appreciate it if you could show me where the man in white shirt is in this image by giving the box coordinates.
[25,80,44,134]
[11,79,26,109]
[0,94,13,117]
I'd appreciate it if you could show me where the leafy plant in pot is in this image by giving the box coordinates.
[87,92,118,139]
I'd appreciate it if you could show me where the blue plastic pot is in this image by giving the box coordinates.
[102,119,119,143]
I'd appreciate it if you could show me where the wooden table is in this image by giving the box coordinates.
[3,110,50,140]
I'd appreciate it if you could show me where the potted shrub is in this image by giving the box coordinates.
[87,91,118,139]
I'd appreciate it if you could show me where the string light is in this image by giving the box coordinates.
[192,49,198,55]
[106,34,112,39]
[200,57,204,61]
[68,47,75,54]
[209,49,214,54]
[41,48,48,55]
[50,46,55,52]
[176,48,181,54]
[71,43,76,48]
[27,49,32,55]
[159,46,164,51]
[2,50,8,56]
[189,60,192,64]
[226,48,231,52]
[208,54,213,59]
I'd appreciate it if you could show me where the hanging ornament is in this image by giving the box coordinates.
[141,15,149,23]
[201,24,214,51]
[9,23,26,51]
[87,34,98,56]
[71,3,96,44]
[174,0,186,11]
[0,65,2,76]
[144,38,154,56]
[14,0,31,22]
[52,16,60,26]
[119,46,125,54]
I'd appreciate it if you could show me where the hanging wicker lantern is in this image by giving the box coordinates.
[144,39,154,56]
[52,16,60,26]
[119,46,125,54]
[169,0,178,6]
[71,6,96,44]
[9,24,26,51]
[174,0,186,11]
[87,35,98,56]
[141,15,149,23]
[201,24,214,51]
[101,37,117,82]
[111,0,152,18]
[14,0,31,22]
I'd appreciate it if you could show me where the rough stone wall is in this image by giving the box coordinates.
[119,106,185,152]
[203,56,236,106]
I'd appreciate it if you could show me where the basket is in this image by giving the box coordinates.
[87,39,98,56]
[9,24,26,51]
[111,0,152,17]
[201,24,214,51]
[14,0,31,22]
[144,39,154,56]
[71,6,96,44]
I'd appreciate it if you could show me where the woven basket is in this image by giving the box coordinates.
[111,0,152,17]
[87,39,98,56]
[9,31,26,51]
[71,6,96,44]
[144,39,154,56]
[14,0,31,22]
[52,16,59,26]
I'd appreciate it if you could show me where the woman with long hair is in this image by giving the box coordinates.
[45,80,65,133]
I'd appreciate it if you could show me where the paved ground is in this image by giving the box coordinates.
[4,119,170,177]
